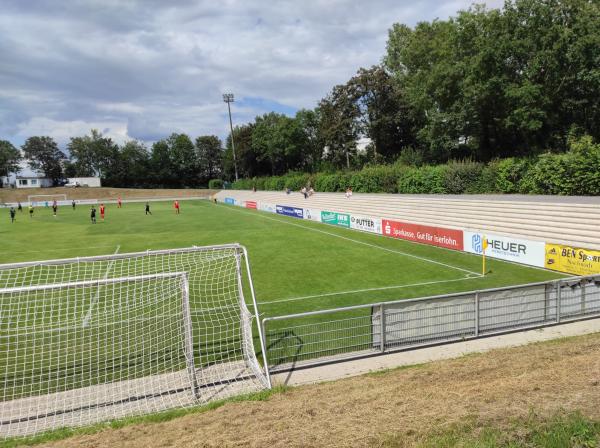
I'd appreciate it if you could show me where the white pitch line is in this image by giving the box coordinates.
[258,276,479,305]
[82,245,120,328]
[211,202,482,277]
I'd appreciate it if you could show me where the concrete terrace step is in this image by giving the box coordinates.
[219,191,600,249]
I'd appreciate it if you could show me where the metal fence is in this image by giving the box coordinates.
[262,275,600,372]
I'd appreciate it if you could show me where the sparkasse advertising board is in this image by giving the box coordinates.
[464,232,545,267]
[350,215,382,234]
[304,208,322,222]
[321,211,350,228]
[276,205,304,219]
[382,219,464,250]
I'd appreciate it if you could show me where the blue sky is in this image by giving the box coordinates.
[0,0,503,148]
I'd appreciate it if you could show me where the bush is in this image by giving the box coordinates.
[208,179,224,189]
[442,160,485,194]
[397,165,447,193]
[349,166,398,193]
[495,157,534,193]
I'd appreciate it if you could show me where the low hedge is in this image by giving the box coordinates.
[229,136,600,195]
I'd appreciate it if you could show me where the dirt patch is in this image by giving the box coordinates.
[33,332,600,448]
[0,188,217,203]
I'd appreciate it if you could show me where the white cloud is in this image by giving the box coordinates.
[0,0,504,146]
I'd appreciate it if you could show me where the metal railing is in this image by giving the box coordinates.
[262,275,600,372]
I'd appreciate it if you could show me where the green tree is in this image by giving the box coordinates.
[67,130,120,179]
[195,135,223,185]
[295,108,324,172]
[251,112,306,175]
[0,140,21,184]
[21,136,65,183]
[116,141,151,187]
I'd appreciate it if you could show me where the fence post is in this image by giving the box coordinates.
[556,281,562,323]
[581,278,586,315]
[261,318,271,384]
[474,292,480,337]
[380,303,386,353]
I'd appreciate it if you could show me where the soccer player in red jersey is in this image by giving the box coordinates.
[100,203,105,221]
[117,197,122,208]
[174,200,180,214]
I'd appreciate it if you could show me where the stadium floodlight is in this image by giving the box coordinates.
[0,244,270,438]
[223,93,239,181]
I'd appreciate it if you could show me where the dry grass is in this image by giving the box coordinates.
[29,332,600,448]
[0,187,217,203]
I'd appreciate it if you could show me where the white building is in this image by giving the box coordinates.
[66,177,101,187]
[1,160,52,189]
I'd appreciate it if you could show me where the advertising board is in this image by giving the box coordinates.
[224,197,236,205]
[303,208,322,222]
[321,211,350,228]
[545,244,600,275]
[276,205,304,219]
[464,232,545,267]
[382,219,463,250]
[259,202,276,213]
[245,201,257,209]
[350,215,382,234]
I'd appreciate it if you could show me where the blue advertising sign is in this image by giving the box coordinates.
[276,205,304,219]
[224,197,236,205]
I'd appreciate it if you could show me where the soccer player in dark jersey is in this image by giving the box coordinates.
[52,203,58,217]
[90,206,97,224]
[145,202,152,215]
[28,205,34,218]
[17,202,22,212]
[72,200,76,210]
[9,207,16,223]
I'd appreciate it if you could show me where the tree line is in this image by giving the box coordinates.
[1,0,599,187]
[0,132,223,188]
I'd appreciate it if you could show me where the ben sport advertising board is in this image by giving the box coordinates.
[382,219,463,250]
[464,232,545,268]
[545,244,600,275]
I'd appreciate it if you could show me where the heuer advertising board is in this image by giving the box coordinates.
[464,232,546,268]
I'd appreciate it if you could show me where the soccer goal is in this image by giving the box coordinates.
[28,194,68,206]
[0,244,270,438]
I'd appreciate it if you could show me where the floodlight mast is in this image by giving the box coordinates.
[223,93,239,181]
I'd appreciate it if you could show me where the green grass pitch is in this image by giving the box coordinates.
[0,199,565,378]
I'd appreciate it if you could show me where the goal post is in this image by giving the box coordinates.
[27,194,68,206]
[0,244,269,438]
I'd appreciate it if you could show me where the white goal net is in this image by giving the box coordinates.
[27,194,68,206]
[0,244,270,438]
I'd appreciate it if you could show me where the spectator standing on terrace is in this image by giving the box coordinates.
[301,186,308,199]
[345,187,353,199]
[252,186,256,193]
[308,187,315,197]
[286,187,291,195]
